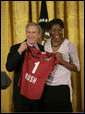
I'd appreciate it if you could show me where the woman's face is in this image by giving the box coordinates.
[49,24,63,42]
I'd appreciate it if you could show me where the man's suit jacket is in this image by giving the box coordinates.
[6,40,44,102]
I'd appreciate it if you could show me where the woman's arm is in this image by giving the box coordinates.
[55,52,79,72]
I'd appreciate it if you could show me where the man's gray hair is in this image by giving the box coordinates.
[26,22,42,34]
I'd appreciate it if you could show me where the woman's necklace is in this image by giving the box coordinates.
[51,41,62,47]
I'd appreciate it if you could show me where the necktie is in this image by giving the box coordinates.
[33,45,36,49]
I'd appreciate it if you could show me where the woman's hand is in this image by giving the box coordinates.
[55,52,63,63]
[55,52,78,72]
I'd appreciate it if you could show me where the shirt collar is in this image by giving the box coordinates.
[26,40,39,50]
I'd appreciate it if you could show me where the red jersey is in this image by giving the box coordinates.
[18,46,59,100]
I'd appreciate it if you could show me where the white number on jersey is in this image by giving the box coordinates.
[32,62,40,74]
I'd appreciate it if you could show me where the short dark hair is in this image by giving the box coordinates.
[48,18,64,29]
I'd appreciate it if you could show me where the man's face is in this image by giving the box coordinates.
[26,26,40,45]
[49,24,63,42]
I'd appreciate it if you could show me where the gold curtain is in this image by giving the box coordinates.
[1,1,84,112]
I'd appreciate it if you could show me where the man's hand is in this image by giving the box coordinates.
[17,42,28,54]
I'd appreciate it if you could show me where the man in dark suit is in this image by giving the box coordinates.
[6,22,44,112]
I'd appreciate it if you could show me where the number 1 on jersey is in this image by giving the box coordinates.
[32,62,40,74]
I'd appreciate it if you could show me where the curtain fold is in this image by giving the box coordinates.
[1,1,14,112]
[1,1,84,112]
[79,1,84,111]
